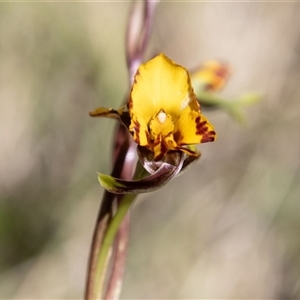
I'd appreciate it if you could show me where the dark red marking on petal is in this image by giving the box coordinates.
[201,131,216,143]
[160,140,169,158]
[173,130,184,144]
[133,121,140,135]
[196,119,209,136]
[128,96,133,110]
[154,141,168,161]
[133,69,140,85]
[131,119,140,144]
[195,116,216,143]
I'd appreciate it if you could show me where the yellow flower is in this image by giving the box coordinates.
[90,53,216,161]
[191,60,231,92]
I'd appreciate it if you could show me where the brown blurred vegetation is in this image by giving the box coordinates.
[0,2,300,299]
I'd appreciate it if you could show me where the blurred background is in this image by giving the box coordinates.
[1,2,300,299]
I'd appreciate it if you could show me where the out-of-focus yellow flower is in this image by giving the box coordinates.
[191,60,231,92]
[90,53,216,161]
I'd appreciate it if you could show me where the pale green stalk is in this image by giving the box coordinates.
[93,162,146,299]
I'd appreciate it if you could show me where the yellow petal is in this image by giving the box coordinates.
[149,110,174,140]
[174,111,216,145]
[129,115,149,146]
[130,53,199,124]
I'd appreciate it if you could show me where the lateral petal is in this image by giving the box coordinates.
[174,111,216,145]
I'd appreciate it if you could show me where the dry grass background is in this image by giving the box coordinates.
[0,2,300,299]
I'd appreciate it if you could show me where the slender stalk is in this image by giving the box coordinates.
[105,210,130,300]
[84,196,114,300]
[85,161,146,300]
[93,193,137,299]
[126,0,159,82]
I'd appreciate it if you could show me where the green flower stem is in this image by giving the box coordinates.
[197,90,261,107]
[195,88,262,123]
[93,162,147,299]
[105,211,130,300]
[94,193,137,299]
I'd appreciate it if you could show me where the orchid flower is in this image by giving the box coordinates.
[90,53,217,194]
